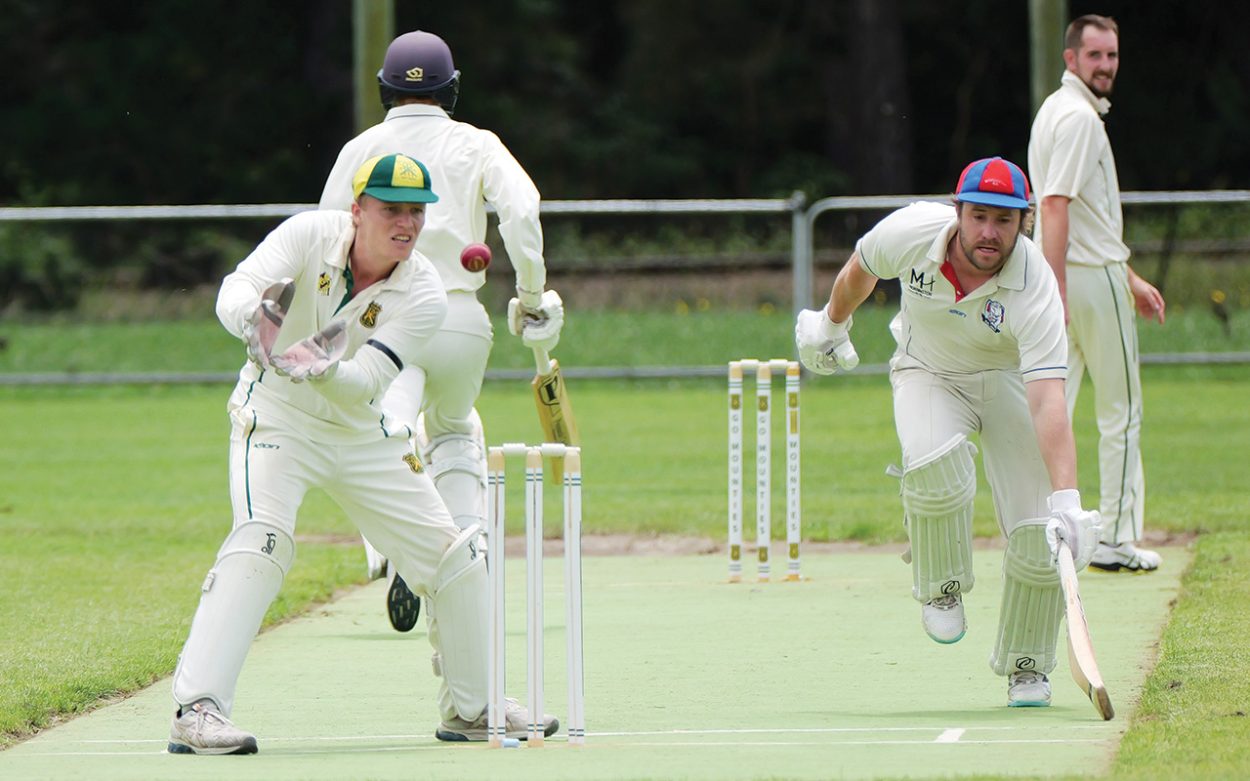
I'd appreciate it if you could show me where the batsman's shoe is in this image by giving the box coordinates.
[1007,671,1051,707]
[386,569,420,633]
[168,702,258,755]
[921,593,966,644]
[1089,542,1162,573]
[435,698,559,742]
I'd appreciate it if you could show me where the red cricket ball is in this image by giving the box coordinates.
[460,242,492,273]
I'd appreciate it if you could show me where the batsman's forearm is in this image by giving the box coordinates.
[826,252,878,324]
[1027,378,1077,490]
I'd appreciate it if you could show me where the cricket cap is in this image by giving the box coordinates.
[352,154,439,204]
[954,157,1031,209]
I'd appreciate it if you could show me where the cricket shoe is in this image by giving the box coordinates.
[387,567,421,632]
[1088,542,1162,573]
[1007,671,1051,707]
[435,698,559,742]
[921,593,966,644]
[168,702,258,755]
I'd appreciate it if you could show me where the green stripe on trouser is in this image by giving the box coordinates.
[990,522,1063,676]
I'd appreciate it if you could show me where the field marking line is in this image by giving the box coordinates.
[934,728,965,743]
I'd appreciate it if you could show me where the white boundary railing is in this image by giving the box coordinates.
[2,191,1247,384]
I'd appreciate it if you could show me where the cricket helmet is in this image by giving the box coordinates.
[377,31,461,114]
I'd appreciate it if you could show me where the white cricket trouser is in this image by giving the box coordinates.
[1065,262,1145,544]
[382,291,493,440]
[891,367,1051,534]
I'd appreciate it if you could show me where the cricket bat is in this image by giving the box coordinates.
[1057,545,1115,720]
[531,346,579,478]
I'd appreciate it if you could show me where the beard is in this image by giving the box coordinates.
[958,230,1020,274]
[1085,70,1115,98]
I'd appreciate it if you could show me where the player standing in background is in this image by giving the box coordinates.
[1029,15,1166,573]
[320,30,564,630]
[795,158,1102,707]
[168,154,556,753]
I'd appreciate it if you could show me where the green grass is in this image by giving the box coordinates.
[1,311,1249,777]
[1,305,1247,374]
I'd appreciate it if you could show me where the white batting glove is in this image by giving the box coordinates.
[1046,489,1102,571]
[795,308,859,375]
[271,320,348,383]
[242,278,295,370]
[508,289,564,352]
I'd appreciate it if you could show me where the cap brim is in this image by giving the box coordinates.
[362,186,439,204]
[955,192,1029,209]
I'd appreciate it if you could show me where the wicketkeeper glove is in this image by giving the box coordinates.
[270,320,348,383]
[508,288,564,353]
[794,308,859,375]
[242,278,295,370]
[1045,489,1102,571]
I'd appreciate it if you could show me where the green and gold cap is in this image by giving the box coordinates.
[351,153,439,203]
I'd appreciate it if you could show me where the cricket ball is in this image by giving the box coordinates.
[460,242,492,273]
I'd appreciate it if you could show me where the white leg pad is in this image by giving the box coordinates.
[426,525,489,721]
[417,410,488,534]
[361,534,387,580]
[901,434,978,601]
[172,521,294,716]
[990,521,1064,676]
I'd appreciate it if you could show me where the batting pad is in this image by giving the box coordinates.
[426,525,489,721]
[901,434,978,602]
[418,410,488,535]
[990,521,1064,676]
[172,521,294,716]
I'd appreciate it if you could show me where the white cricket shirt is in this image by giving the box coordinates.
[319,104,546,297]
[856,202,1067,381]
[1028,70,1130,267]
[217,210,448,444]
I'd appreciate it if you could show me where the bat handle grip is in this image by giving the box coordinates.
[532,346,553,374]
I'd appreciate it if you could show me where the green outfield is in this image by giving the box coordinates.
[1,332,1249,778]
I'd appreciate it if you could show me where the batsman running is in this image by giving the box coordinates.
[319,30,566,631]
[167,154,555,754]
[795,157,1103,709]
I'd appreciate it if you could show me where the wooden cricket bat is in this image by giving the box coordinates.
[531,346,579,477]
[1057,545,1115,720]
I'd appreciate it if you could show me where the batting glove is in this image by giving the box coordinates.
[1046,489,1102,571]
[508,289,564,352]
[795,308,859,375]
[271,320,348,383]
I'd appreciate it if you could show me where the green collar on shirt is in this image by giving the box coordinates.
[335,264,355,314]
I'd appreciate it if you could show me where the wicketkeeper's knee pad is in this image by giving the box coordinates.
[426,525,488,720]
[417,410,487,534]
[990,521,1063,676]
[172,521,294,716]
[900,434,978,602]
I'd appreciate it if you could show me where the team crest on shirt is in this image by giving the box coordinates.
[403,453,424,473]
[317,272,331,294]
[360,301,382,328]
[981,299,1005,333]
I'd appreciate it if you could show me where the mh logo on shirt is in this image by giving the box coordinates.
[907,269,935,298]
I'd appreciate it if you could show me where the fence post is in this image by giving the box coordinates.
[788,190,810,316]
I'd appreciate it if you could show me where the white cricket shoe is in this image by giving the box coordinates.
[1089,542,1162,573]
[1007,671,1051,707]
[435,698,559,742]
[921,593,966,644]
[168,702,258,755]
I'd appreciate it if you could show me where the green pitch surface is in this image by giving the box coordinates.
[0,549,1185,781]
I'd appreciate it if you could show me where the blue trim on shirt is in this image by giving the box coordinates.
[366,339,403,370]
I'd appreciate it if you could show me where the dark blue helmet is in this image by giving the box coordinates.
[377,31,461,114]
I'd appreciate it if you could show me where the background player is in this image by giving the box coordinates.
[795,157,1101,707]
[319,30,564,629]
[1029,14,1166,573]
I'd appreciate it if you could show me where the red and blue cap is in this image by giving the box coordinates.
[954,157,1031,209]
